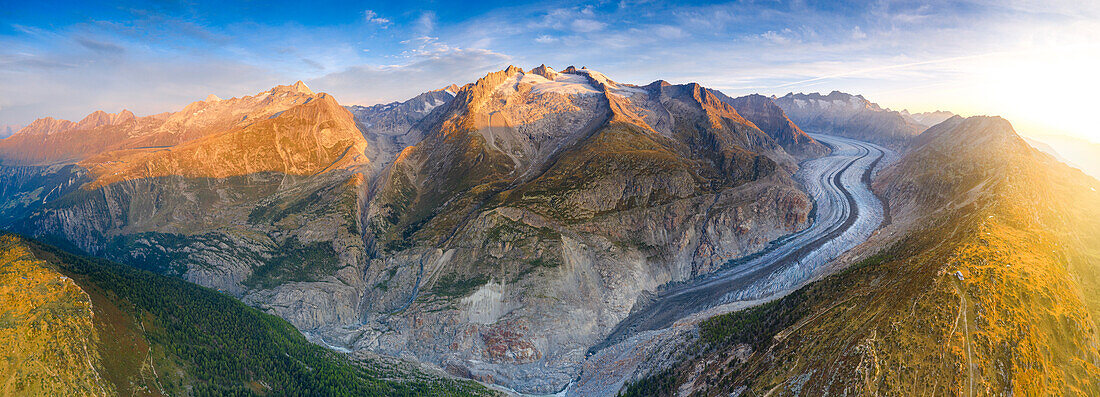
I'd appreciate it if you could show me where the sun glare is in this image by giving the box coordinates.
[984,50,1098,141]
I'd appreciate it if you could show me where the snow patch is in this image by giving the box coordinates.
[570,68,643,97]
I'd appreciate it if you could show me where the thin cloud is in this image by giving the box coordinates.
[363,10,390,26]
[653,25,685,39]
[416,11,436,35]
[851,26,867,39]
[75,36,125,54]
[311,48,511,105]
[771,52,1009,89]
[571,19,606,33]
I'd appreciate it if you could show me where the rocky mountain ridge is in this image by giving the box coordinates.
[0,66,902,394]
[901,109,956,127]
[773,91,925,147]
[716,93,828,157]
[0,81,323,165]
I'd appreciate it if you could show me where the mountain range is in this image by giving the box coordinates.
[2,65,1098,396]
[772,91,926,147]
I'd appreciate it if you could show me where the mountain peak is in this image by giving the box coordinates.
[76,109,135,130]
[431,84,460,93]
[530,64,558,79]
[272,80,313,95]
[503,65,523,75]
[205,94,222,102]
[20,116,76,135]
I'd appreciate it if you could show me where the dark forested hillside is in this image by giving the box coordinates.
[0,233,497,396]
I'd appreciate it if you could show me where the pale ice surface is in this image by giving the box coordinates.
[493,69,647,98]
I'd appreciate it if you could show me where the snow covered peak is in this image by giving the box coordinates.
[493,69,601,97]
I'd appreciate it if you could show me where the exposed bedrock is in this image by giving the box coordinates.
[314,173,813,394]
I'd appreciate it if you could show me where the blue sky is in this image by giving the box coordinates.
[2,0,1099,141]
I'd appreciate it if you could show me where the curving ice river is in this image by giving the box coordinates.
[570,134,894,396]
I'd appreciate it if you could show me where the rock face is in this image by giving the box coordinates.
[0,67,817,394]
[773,91,924,148]
[615,115,1100,396]
[717,93,829,158]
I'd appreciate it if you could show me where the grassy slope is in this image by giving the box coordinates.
[0,234,497,397]
[0,235,112,396]
[622,117,1100,396]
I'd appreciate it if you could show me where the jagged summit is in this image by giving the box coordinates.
[719,93,828,157]
[530,64,558,79]
[271,80,314,95]
[901,109,957,127]
[0,81,338,165]
[76,109,135,130]
[774,91,923,146]
[15,109,136,137]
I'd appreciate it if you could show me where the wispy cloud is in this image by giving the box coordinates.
[311,48,511,105]
[571,19,606,33]
[770,52,1010,89]
[363,10,391,27]
[534,35,557,44]
[74,36,125,54]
